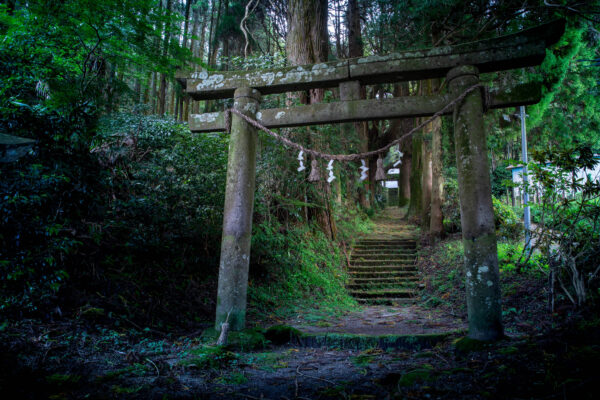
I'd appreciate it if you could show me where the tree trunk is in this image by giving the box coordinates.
[407,131,422,218]
[421,134,432,228]
[169,83,176,116]
[287,0,335,238]
[398,142,412,206]
[183,0,193,49]
[334,0,342,58]
[430,111,444,240]
[197,8,208,61]
[427,33,444,237]
[209,0,224,67]
[221,0,230,70]
[347,0,362,58]
[148,71,156,114]
[159,0,173,116]
[190,4,200,57]
[344,0,370,209]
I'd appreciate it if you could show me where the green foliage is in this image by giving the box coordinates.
[497,242,548,274]
[454,336,493,353]
[0,144,97,313]
[351,349,379,366]
[422,240,465,308]
[526,145,600,306]
[178,345,239,370]
[95,113,228,243]
[491,165,512,199]
[214,371,248,385]
[1,112,229,321]
[442,170,520,238]
[0,1,190,115]
[248,219,356,316]
[201,327,269,351]
[45,373,82,386]
[442,169,461,233]
[492,196,522,240]
[529,24,600,149]
[0,0,199,319]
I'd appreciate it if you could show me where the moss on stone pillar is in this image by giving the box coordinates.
[215,87,261,331]
[448,65,503,341]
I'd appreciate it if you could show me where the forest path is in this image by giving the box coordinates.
[283,207,465,338]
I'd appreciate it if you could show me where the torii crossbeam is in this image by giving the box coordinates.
[178,20,565,341]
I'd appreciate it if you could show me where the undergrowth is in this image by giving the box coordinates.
[420,236,554,334]
[248,211,371,321]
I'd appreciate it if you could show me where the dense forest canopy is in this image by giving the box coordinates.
[1,0,600,397]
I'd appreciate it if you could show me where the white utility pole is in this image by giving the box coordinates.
[520,106,531,249]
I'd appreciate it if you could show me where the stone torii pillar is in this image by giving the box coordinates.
[448,65,503,341]
[215,87,261,331]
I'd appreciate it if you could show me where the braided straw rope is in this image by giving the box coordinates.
[224,84,484,161]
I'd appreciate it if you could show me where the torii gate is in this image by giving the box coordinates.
[177,20,565,341]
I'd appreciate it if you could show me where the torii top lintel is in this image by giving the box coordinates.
[179,19,564,101]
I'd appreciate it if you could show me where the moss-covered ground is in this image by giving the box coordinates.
[1,314,599,399]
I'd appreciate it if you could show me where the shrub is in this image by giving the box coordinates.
[493,196,523,240]
[526,146,600,307]
[497,242,548,274]
[442,173,461,233]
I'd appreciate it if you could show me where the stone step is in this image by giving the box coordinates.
[347,282,417,290]
[356,298,418,306]
[349,266,417,273]
[351,257,416,264]
[351,261,416,268]
[353,244,416,250]
[350,275,418,281]
[352,249,417,257]
[349,270,418,278]
[351,255,416,261]
[349,276,419,284]
[352,254,416,259]
[349,288,416,299]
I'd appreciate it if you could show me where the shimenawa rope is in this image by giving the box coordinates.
[223,83,485,162]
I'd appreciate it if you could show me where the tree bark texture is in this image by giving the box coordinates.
[407,131,422,218]
[421,133,432,227]
[398,139,412,206]
[159,0,173,116]
[430,113,444,239]
[286,0,328,104]
[286,0,335,238]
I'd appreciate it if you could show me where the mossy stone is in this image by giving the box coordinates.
[200,327,268,351]
[455,336,494,353]
[265,325,302,345]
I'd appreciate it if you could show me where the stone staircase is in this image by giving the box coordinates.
[348,207,420,305]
